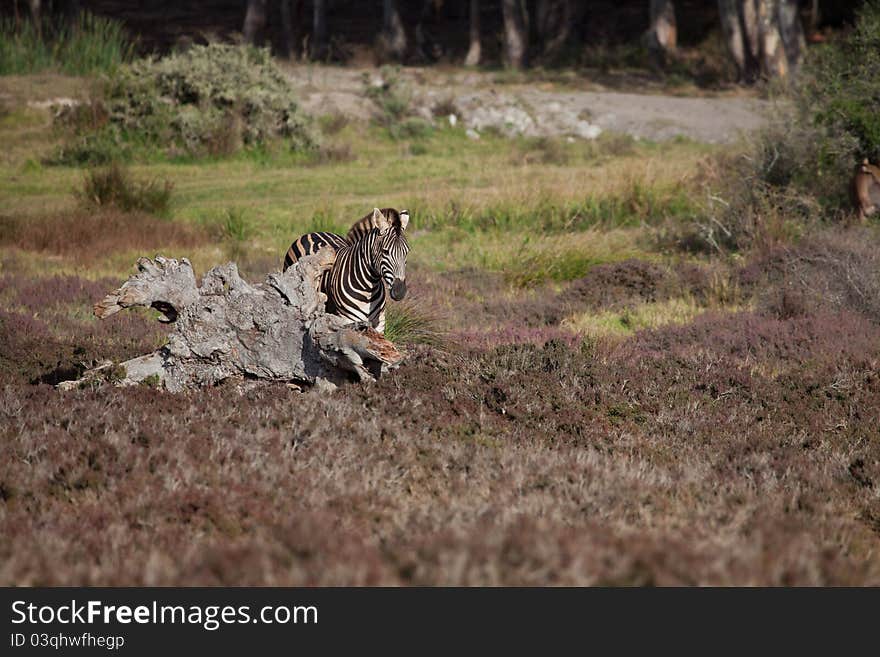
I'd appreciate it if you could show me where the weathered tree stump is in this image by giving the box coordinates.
[59,253,403,392]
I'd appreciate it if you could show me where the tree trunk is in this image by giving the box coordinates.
[719,0,804,83]
[756,0,787,78]
[777,0,806,73]
[67,255,404,392]
[311,0,328,59]
[806,0,820,34]
[464,0,481,66]
[28,0,41,34]
[279,0,307,60]
[61,0,80,23]
[717,0,744,76]
[382,0,408,61]
[415,0,443,61]
[741,0,760,61]
[280,0,295,59]
[717,0,758,83]
[243,0,268,45]
[647,0,677,60]
[536,0,573,62]
[502,0,528,69]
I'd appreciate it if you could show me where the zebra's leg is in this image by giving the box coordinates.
[375,309,386,335]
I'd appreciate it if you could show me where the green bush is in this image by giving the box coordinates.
[0,12,133,75]
[801,1,880,163]
[742,1,880,216]
[54,43,318,163]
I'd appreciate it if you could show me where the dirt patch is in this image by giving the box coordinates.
[288,65,768,144]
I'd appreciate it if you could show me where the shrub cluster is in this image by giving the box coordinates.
[3,227,880,585]
[800,1,880,164]
[54,43,318,163]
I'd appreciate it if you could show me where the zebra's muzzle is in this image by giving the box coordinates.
[390,279,407,301]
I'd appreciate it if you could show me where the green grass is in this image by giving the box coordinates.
[0,13,133,76]
[407,180,696,235]
[0,84,713,282]
[562,297,710,337]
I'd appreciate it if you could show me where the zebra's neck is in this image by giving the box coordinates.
[328,231,386,324]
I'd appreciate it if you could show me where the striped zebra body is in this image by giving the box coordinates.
[282,208,410,334]
[283,230,348,272]
[327,220,409,334]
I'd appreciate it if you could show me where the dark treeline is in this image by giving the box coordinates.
[0,1,868,79]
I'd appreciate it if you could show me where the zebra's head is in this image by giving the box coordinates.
[370,208,410,301]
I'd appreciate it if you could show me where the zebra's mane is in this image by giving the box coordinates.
[346,207,408,242]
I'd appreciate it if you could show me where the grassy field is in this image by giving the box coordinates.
[2,73,880,585]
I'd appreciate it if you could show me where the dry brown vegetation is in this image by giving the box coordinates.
[0,209,207,260]
[1,220,880,585]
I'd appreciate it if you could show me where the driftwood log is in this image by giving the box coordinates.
[59,253,403,391]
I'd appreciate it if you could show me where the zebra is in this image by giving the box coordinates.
[282,231,348,272]
[282,207,409,271]
[283,208,410,333]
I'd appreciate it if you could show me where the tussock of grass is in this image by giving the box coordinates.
[199,207,256,262]
[318,113,349,136]
[305,207,348,235]
[384,299,447,348]
[76,163,174,217]
[498,229,647,287]
[216,208,253,243]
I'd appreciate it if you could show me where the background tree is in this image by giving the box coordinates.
[312,0,328,59]
[718,0,805,82]
[535,0,577,63]
[415,0,444,61]
[382,0,408,60]
[25,0,80,30]
[464,0,481,66]
[279,0,304,60]
[646,0,677,64]
[243,0,268,45]
[501,0,528,69]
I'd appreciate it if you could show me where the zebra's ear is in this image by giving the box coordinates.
[373,207,391,232]
[399,209,409,230]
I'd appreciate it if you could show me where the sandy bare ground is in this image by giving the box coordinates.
[286,65,769,144]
